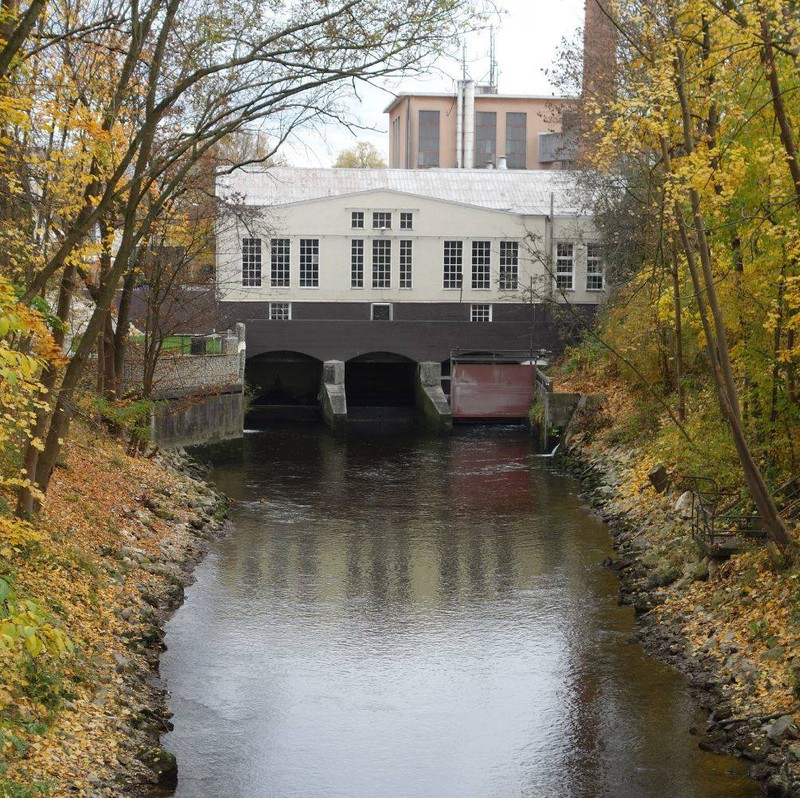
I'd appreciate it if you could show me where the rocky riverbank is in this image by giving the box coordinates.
[3,433,229,796]
[561,413,800,797]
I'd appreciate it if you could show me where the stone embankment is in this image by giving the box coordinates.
[6,438,229,796]
[106,448,230,796]
[562,414,800,797]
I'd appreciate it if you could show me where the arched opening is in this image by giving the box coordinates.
[245,351,322,423]
[345,352,416,410]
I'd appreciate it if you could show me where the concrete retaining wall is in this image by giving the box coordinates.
[151,389,244,449]
[133,324,247,447]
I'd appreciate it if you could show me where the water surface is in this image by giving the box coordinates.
[162,426,756,797]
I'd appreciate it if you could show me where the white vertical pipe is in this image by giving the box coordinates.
[456,81,464,169]
[463,80,475,169]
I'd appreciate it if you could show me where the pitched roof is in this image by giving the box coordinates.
[217,167,592,217]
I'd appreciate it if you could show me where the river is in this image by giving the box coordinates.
[161,425,756,797]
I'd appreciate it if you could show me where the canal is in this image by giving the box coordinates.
[161,426,756,797]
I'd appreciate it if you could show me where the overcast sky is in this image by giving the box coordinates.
[282,0,585,167]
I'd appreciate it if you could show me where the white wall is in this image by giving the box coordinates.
[217,190,604,305]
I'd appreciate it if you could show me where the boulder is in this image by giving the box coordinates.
[766,715,798,743]
[674,490,694,518]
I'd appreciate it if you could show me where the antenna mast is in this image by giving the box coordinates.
[489,26,497,92]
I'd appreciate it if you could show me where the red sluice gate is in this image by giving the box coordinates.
[451,363,536,420]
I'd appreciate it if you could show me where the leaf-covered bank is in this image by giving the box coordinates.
[558,372,800,797]
[1,431,227,797]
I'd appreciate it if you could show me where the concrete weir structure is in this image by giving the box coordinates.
[216,167,605,427]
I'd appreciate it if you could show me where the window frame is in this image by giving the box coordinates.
[268,302,291,320]
[371,238,392,289]
[269,238,290,287]
[399,239,413,289]
[370,302,393,321]
[418,110,440,168]
[586,242,605,291]
[372,211,392,230]
[299,238,320,288]
[443,240,463,290]
[350,238,364,289]
[499,241,519,290]
[471,240,491,290]
[399,211,413,230]
[351,211,365,229]
[555,241,575,291]
[470,303,492,322]
[241,237,262,287]
[505,112,527,170]
[475,111,497,168]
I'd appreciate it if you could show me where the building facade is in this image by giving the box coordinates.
[385,88,577,171]
[216,167,604,365]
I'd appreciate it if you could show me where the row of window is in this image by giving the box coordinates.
[261,301,495,322]
[352,211,413,230]
[416,110,528,169]
[556,242,604,291]
[241,238,604,291]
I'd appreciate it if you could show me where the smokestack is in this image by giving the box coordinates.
[456,81,464,169]
[463,80,475,169]
[583,0,616,99]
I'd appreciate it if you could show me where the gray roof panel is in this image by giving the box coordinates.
[217,167,591,217]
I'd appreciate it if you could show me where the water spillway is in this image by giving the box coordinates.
[161,427,757,798]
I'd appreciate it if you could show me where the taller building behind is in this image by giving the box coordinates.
[385,86,577,171]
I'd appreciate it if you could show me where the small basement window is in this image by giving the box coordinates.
[268,302,291,320]
[371,303,392,321]
[470,303,492,322]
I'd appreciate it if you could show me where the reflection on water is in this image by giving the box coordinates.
[162,427,756,798]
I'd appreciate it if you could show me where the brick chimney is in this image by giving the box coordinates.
[583,0,616,99]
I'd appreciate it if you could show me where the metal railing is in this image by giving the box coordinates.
[687,476,765,555]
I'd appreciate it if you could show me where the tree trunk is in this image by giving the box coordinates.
[668,35,791,550]
[669,247,685,421]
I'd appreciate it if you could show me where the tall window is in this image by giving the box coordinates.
[555,242,574,291]
[391,117,401,167]
[242,237,262,286]
[270,238,290,287]
[351,239,364,288]
[400,240,412,288]
[400,212,413,230]
[499,241,519,290]
[443,240,463,289]
[470,303,492,322]
[351,211,364,229]
[586,243,605,290]
[471,240,491,289]
[299,238,319,287]
[418,110,440,167]
[268,302,291,320]
[505,113,527,169]
[475,111,497,168]
[372,211,392,229]
[372,239,391,288]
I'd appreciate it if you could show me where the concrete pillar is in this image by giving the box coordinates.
[236,323,246,382]
[321,360,347,432]
[416,362,452,432]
